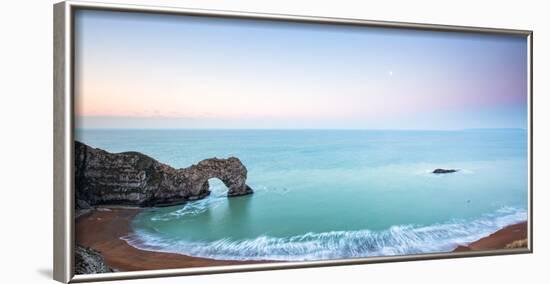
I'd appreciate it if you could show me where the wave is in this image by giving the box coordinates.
[122,207,527,261]
[150,181,290,222]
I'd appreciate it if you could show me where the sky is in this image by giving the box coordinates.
[74,10,528,130]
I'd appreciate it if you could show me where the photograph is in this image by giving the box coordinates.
[72,8,529,274]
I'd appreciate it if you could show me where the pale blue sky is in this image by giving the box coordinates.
[75,10,528,130]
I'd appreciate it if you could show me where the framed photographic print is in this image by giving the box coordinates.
[53,1,533,282]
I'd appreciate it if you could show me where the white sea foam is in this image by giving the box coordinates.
[122,206,527,261]
[150,184,289,222]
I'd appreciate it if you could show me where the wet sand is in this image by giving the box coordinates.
[76,208,528,272]
[454,221,528,252]
[75,208,266,271]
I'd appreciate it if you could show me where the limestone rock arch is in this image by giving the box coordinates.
[179,157,254,198]
[75,141,253,208]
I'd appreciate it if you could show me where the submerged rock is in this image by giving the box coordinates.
[74,245,112,274]
[75,141,253,207]
[432,168,458,174]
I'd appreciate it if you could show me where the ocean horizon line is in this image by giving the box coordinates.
[76,127,527,132]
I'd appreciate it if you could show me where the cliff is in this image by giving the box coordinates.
[75,141,253,208]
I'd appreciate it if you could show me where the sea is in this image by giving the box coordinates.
[76,129,528,261]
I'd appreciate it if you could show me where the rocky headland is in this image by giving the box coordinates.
[74,141,255,273]
[75,141,253,209]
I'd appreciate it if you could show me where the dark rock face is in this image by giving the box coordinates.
[74,245,113,274]
[432,168,458,174]
[75,141,253,207]
[76,199,91,210]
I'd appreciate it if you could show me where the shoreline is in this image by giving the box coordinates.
[75,208,267,272]
[453,221,528,252]
[76,208,527,272]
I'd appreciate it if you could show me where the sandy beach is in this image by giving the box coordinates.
[453,221,528,252]
[76,208,528,272]
[75,208,266,272]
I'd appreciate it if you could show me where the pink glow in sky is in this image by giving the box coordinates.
[75,10,528,130]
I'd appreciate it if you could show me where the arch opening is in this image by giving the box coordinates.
[207,178,230,198]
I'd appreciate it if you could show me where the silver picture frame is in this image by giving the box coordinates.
[53,1,533,282]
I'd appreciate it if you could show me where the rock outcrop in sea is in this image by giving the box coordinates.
[75,245,113,274]
[432,168,458,174]
[75,141,253,208]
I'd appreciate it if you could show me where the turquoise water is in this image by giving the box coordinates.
[76,129,528,260]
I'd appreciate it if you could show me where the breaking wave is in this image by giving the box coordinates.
[122,207,527,261]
